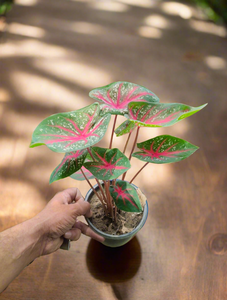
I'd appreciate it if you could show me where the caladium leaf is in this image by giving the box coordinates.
[109,180,142,213]
[84,147,131,180]
[70,166,95,181]
[50,150,87,183]
[89,81,159,115]
[99,104,124,117]
[30,103,111,153]
[115,120,136,137]
[128,102,207,127]
[132,135,199,164]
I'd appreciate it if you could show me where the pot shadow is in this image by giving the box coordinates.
[86,237,141,283]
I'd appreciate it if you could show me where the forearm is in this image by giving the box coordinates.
[0,218,44,293]
[0,188,102,293]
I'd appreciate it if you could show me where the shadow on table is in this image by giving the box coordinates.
[86,236,141,283]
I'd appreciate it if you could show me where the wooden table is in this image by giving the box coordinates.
[1,0,227,299]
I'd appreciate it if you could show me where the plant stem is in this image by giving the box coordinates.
[95,179,107,203]
[129,162,149,183]
[87,147,108,205]
[114,205,117,220]
[104,180,111,212]
[87,148,96,161]
[123,131,132,154]
[81,168,107,213]
[108,180,115,221]
[109,115,117,149]
[122,126,140,181]
[129,126,140,161]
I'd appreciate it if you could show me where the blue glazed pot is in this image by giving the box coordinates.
[85,182,148,248]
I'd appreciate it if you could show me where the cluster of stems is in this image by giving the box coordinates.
[82,116,148,221]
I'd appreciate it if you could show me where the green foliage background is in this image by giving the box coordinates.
[0,1,226,23]
[0,0,13,16]
[190,0,227,23]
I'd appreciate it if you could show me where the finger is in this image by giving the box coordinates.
[74,220,104,243]
[64,228,81,241]
[71,199,93,218]
[54,188,84,205]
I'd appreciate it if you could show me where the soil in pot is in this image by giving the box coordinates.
[89,188,147,235]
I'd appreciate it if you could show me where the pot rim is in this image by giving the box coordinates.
[85,181,148,240]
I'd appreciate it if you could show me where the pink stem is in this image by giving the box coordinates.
[87,148,96,161]
[95,179,107,205]
[129,127,140,161]
[123,131,132,154]
[103,181,109,212]
[86,147,108,208]
[130,162,149,183]
[107,180,114,219]
[122,127,140,181]
[109,115,117,149]
[81,168,107,213]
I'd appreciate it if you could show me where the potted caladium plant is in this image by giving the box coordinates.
[30,81,207,247]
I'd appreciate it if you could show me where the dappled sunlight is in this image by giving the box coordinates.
[3,110,44,137]
[137,26,162,39]
[70,0,91,2]
[144,14,172,29]
[11,71,86,110]
[41,18,107,35]
[0,178,46,219]
[15,0,37,6]
[161,2,192,19]
[0,105,3,119]
[117,0,157,8]
[0,88,10,102]
[139,120,190,141]
[32,58,113,89]
[124,156,173,189]
[204,56,227,70]
[189,20,227,37]
[140,162,172,187]
[67,21,106,35]
[0,40,74,58]
[0,0,226,254]
[27,162,58,185]
[88,1,129,12]
[0,138,29,168]
[6,23,45,38]
[26,148,91,191]
[164,120,190,136]
[0,138,15,168]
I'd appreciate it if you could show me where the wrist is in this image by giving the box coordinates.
[17,217,46,262]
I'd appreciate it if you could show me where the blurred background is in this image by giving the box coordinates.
[0,0,227,228]
[1,1,227,299]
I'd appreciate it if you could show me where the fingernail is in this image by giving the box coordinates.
[64,232,72,239]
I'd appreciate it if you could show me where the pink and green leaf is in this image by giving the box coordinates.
[128,102,207,127]
[70,166,95,181]
[99,104,124,117]
[84,147,131,180]
[49,149,87,183]
[89,81,159,115]
[115,120,136,137]
[30,103,111,153]
[132,135,199,164]
[109,180,142,213]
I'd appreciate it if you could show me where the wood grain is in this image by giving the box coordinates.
[1,0,227,299]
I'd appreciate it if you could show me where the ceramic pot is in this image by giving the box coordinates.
[85,182,148,248]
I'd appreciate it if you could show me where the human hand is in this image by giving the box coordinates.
[34,188,104,256]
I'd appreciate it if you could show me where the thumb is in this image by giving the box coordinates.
[70,199,92,218]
